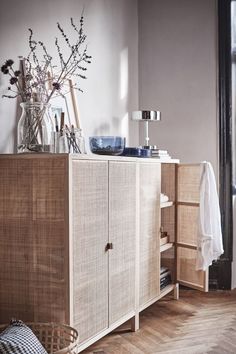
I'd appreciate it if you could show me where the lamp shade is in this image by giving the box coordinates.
[131,110,161,121]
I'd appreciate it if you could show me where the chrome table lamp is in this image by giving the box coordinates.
[131,110,161,149]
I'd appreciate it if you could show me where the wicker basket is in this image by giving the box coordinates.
[0,322,79,354]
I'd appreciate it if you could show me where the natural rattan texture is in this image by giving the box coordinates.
[0,323,78,354]
[177,247,205,289]
[161,163,176,201]
[139,162,161,308]
[108,161,136,325]
[161,205,175,243]
[177,164,200,203]
[177,204,198,245]
[72,160,109,343]
[0,156,69,324]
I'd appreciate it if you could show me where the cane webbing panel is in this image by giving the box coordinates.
[108,161,136,325]
[161,163,176,202]
[161,206,175,243]
[177,247,205,289]
[0,156,68,324]
[177,205,198,246]
[177,165,200,203]
[139,163,161,307]
[72,160,108,343]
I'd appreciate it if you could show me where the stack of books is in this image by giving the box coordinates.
[160,266,172,290]
[151,149,171,159]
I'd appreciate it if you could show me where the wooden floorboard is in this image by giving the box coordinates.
[81,289,236,354]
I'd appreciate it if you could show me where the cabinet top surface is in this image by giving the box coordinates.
[0,153,179,164]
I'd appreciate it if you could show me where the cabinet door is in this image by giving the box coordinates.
[139,162,161,308]
[0,156,69,323]
[72,160,109,343]
[108,161,136,325]
[176,164,208,292]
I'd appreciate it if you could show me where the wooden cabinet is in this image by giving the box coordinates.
[0,155,138,350]
[0,155,208,353]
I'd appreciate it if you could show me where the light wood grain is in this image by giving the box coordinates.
[176,163,208,292]
[177,164,201,203]
[0,156,69,324]
[108,161,136,325]
[177,204,198,246]
[82,289,236,354]
[71,159,109,343]
[139,162,161,308]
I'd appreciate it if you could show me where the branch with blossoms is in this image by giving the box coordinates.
[1,14,91,104]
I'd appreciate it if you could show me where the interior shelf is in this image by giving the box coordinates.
[160,242,174,253]
[160,201,174,208]
[159,284,176,299]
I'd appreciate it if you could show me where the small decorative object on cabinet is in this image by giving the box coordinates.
[0,14,91,153]
[89,136,125,155]
[131,110,161,149]
[17,102,52,153]
[0,154,208,353]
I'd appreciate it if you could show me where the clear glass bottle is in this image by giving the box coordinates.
[67,128,86,154]
[17,102,53,153]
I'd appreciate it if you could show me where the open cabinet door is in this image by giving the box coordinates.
[176,164,208,292]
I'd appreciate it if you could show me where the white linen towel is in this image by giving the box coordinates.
[196,161,224,270]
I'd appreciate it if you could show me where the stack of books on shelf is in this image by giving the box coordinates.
[160,266,172,290]
[151,149,171,160]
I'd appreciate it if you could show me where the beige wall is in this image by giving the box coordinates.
[138,0,218,173]
[0,0,139,153]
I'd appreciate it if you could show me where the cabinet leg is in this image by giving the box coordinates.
[131,313,139,332]
[174,283,179,300]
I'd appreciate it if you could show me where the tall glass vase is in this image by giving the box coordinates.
[17,102,52,153]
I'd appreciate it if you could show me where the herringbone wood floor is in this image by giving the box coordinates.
[82,289,236,354]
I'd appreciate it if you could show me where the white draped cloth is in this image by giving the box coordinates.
[196,161,224,270]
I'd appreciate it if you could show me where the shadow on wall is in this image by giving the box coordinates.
[91,115,128,138]
[93,123,110,136]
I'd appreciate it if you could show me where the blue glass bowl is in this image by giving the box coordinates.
[89,136,125,155]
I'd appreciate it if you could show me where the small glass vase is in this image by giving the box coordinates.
[67,128,86,154]
[50,127,86,154]
[17,102,52,153]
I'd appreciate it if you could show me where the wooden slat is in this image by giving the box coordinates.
[177,201,200,207]
[161,201,174,208]
[177,242,197,250]
[160,242,174,253]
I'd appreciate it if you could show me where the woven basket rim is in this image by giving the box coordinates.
[0,322,79,354]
